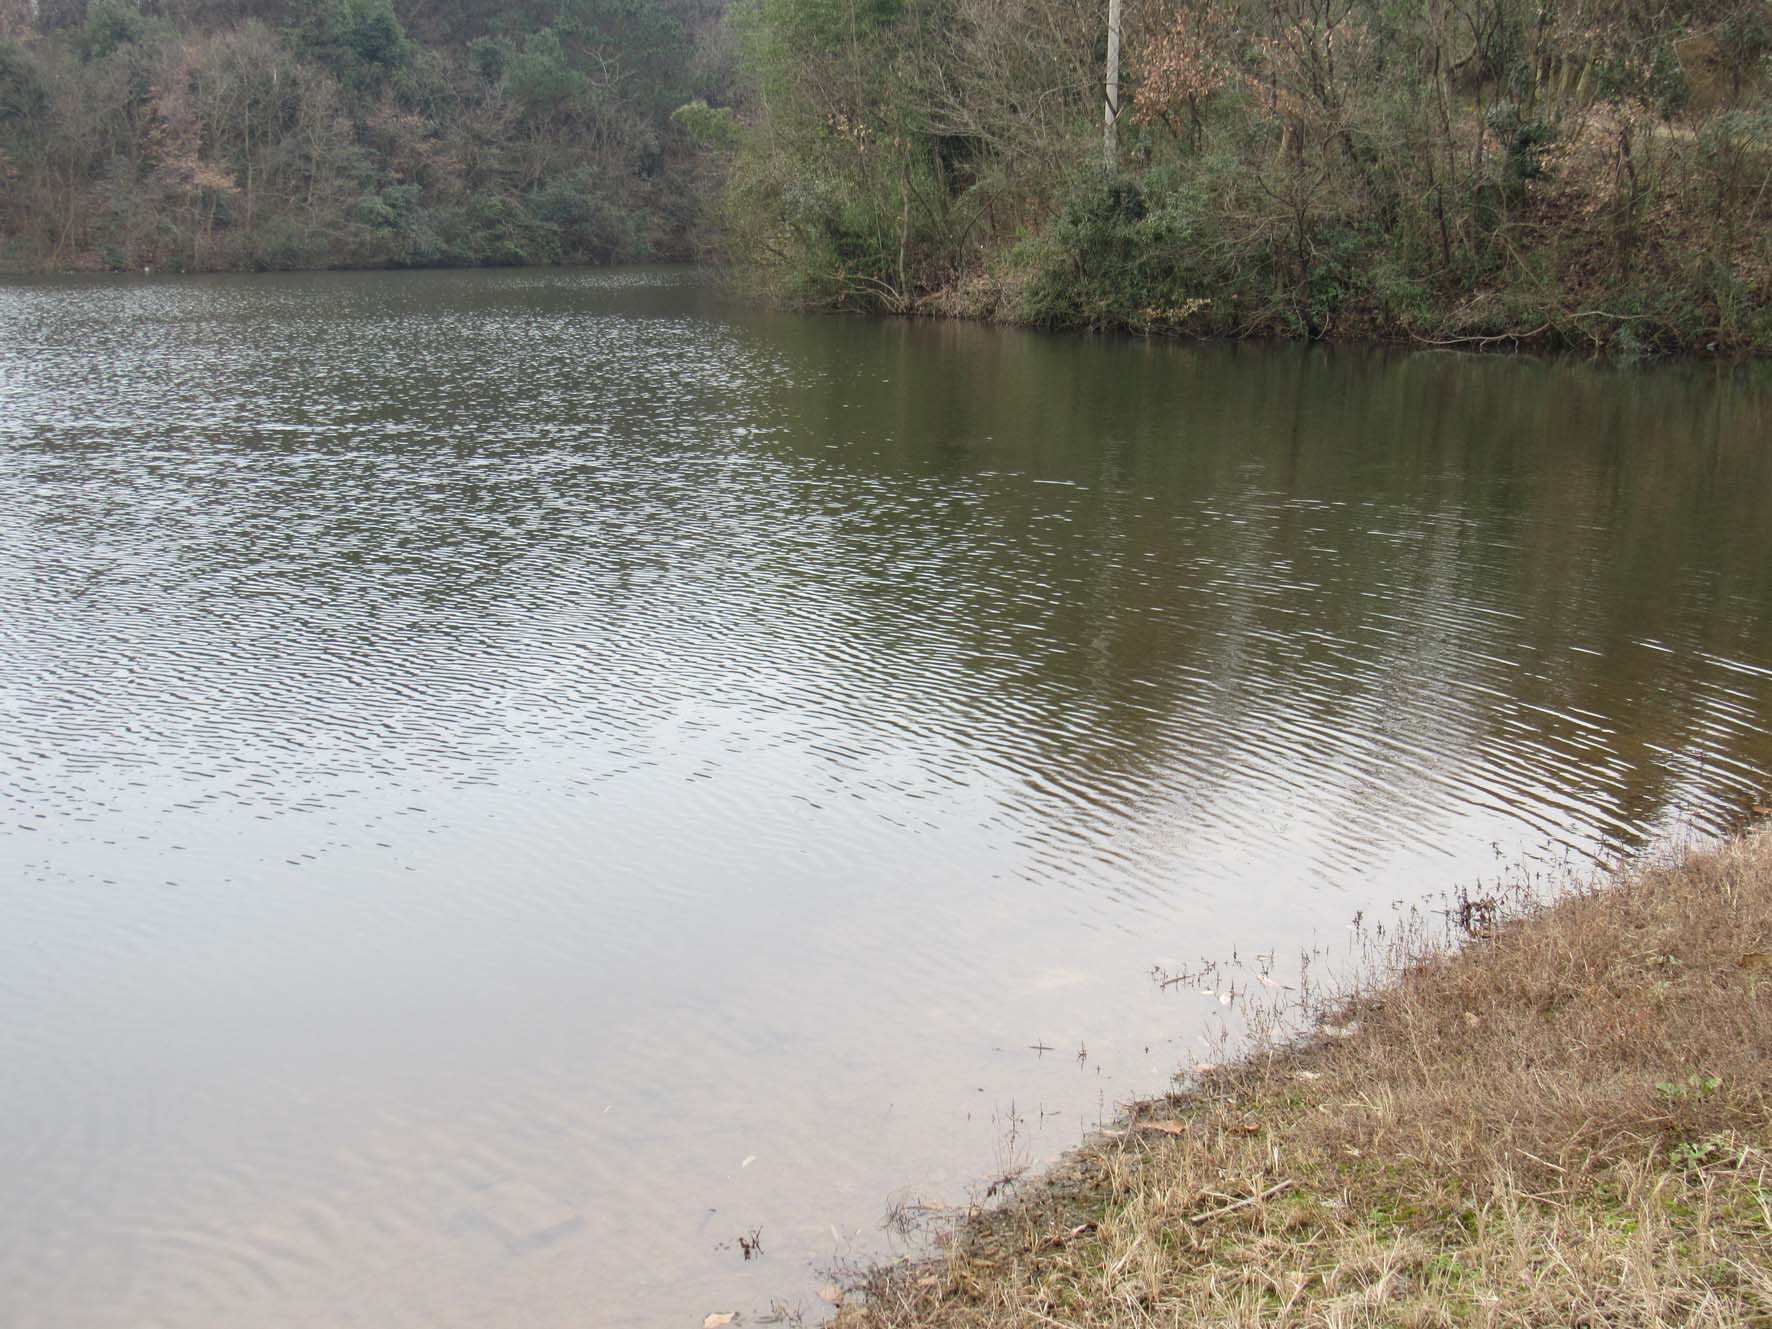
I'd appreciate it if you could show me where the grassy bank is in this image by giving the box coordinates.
[838,831,1772,1327]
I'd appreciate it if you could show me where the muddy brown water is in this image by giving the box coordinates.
[2,268,1770,1327]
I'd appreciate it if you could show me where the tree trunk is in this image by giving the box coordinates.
[1104,0,1122,165]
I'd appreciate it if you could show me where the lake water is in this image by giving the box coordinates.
[2,267,1770,1327]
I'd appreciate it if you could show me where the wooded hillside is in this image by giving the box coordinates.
[720,0,1772,352]
[6,0,1769,353]
[0,0,732,270]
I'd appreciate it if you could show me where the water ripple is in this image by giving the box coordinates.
[2,268,1770,1327]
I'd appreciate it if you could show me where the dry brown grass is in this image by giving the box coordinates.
[838,833,1772,1328]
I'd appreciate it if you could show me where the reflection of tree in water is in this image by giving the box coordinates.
[732,320,1772,880]
[8,275,1772,881]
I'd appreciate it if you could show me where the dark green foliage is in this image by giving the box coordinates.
[501,28,590,121]
[250,218,323,270]
[671,98,739,149]
[73,0,153,62]
[530,172,650,261]
[556,0,696,119]
[1590,38,1692,116]
[1013,172,1175,329]
[0,39,49,134]
[346,177,650,267]
[298,0,413,90]
[466,34,507,84]
[1488,104,1556,185]
[746,0,903,56]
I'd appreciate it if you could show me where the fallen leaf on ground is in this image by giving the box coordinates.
[1138,1120,1188,1135]
[703,1315,737,1328]
[1227,1122,1263,1134]
[1738,951,1772,971]
[816,1285,844,1306]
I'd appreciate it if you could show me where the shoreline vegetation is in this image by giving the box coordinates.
[719,0,1772,358]
[833,829,1772,1327]
[8,0,1772,357]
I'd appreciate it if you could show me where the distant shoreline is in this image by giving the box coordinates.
[6,260,1766,364]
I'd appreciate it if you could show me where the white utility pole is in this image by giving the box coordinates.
[1104,0,1122,165]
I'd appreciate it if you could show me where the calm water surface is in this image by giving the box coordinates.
[2,268,1770,1327]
